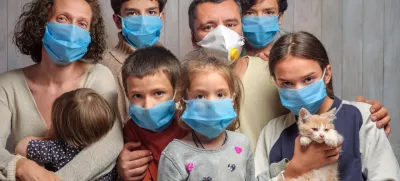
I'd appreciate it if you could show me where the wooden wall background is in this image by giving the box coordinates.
[1,0,399,162]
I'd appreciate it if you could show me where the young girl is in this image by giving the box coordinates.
[157,55,255,180]
[254,31,400,180]
[15,88,117,181]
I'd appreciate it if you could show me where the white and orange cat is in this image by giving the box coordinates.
[289,108,343,181]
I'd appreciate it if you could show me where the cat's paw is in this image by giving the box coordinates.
[324,135,340,147]
[300,136,312,146]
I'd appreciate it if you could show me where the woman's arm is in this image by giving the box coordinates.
[55,64,124,180]
[0,93,19,180]
[0,88,58,181]
[353,102,400,180]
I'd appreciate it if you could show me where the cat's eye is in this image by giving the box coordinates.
[312,128,318,131]
[324,129,329,132]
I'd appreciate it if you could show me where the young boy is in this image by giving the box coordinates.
[242,0,288,60]
[120,46,189,181]
[101,0,167,123]
[15,88,117,181]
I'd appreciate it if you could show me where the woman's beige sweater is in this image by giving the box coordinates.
[0,64,123,181]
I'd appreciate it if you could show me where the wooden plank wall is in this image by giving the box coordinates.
[1,0,399,162]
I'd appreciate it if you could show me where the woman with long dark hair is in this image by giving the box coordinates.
[0,0,123,180]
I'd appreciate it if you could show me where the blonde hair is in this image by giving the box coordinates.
[178,53,244,131]
[51,88,115,147]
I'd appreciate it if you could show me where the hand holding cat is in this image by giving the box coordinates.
[283,136,341,179]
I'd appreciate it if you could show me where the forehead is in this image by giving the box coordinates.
[122,0,159,9]
[128,71,173,87]
[251,0,278,9]
[190,70,228,86]
[195,0,241,22]
[51,0,92,20]
[274,56,321,77]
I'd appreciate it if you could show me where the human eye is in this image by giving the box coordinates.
[282,82,293,88]
[127,11,138,16]
[264,10,276,16]
[57,15,68,23]
[78,21,88,29]
[154,91,165,97]
[195,95,206,99]
[226,23,237,28]
[203,24,214,31]
[148,10,157,15]
[217,92,227,98]
[244,11,255,16]
[132,94,143,99]
[304,77,314,84]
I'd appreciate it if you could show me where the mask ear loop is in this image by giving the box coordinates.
[321,68,327,79]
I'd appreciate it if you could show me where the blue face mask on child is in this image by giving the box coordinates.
[129,95,176,132]
[181,98,237,139]
[242,16,279,49]
[278,69,328,115]
[120,15,163,49]
[42,22,91,66]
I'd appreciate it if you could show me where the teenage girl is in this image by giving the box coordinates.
[255,31,400,180]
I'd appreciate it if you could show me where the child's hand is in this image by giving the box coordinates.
[117,142,153,181]
[284,136,341,179]
[15,136,46,156]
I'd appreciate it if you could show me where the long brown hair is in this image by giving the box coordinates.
[178,54,244,131]
[51,88,115,147]
[268,31,334,95]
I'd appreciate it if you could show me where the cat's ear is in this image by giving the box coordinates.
[299,108,312,123]
[322,108,337,123]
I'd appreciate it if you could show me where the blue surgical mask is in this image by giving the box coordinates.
[181,98,237,139]
[129,95,176,132]
[42,22,91,66]
[242,16,279,49]
[120,15,163,49]
[278,69,327,115]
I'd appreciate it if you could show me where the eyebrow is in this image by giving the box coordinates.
[55,11,90,23]
[223,18,239,23]
[124,6,158,12]
[277,72,316,82]
[124,8,140,12]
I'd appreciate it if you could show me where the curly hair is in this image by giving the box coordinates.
[13,0,107,63]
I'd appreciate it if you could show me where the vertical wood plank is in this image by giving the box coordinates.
[99,0,119,48]
[7,0,33,71]
[384,0,400,162]
[281,0,294,32]
[341,0,363,100]
[322,0,343,97]
[178,0,193,59]
[293,0,322,39]
[163,0,180,58]
[0,0,7,74]
[362,0,384,101]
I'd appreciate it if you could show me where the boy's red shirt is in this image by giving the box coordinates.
[123,118,189,181]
